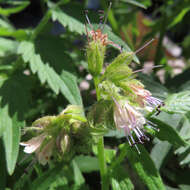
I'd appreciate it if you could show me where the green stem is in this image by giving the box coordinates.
[30,10,52,41]
[93,76,109,190]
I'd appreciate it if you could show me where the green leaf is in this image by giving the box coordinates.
[0,1,30,16]
[122,143,165,190]
[121,0,147,9]
[111,165,134,190]
[162,91,190,114]
[74,155,99,173]
[0,75,31,175]
[31,163,66,190]
[151,140,171,170]
[0,27,29,40]
[51,7,85,35]
[169,7,190,28]
[18,41,82,105]
[150,118,188,147]
[0,37,18,56]
[71,160,85,186]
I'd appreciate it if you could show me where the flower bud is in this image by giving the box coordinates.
[87,40,106,76]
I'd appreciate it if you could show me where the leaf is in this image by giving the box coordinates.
[111,165,134,190]
[51,7,85,35]
[71,160,85,186]
[0,27,28,40]
[0,37,18,56]
[74,155,99,173]
[121,0,147,9]
[169,7,190,28]
[0,1,30,16]
[18,41,82,105]
[0,74,31,175]
[31,163,66,190]
[162,91,190,114]
[151,140,171,170]
[149,118,188,147]
[123,144,165,190]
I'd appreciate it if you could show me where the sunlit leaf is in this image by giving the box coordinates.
[162,91,190,114]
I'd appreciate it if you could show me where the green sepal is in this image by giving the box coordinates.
[87,100,115,134]
[86,40,106,76]
[102,52,133,83]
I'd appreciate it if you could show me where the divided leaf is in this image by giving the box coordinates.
[18,41,82,105]
[162,91,190,114]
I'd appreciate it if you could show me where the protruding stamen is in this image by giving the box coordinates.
[84,10,93,30]
[133,65,163,74]
[134,38,155,55]
[100,2,112,31]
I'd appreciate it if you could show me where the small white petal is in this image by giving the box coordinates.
[20,133,46,154]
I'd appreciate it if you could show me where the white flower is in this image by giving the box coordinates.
[20,133,46,154]
[130,84,163,110]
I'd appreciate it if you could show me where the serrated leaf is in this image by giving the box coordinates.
[0,37,18,56]
[162,91,190,114]
[0,75,31,175]
[0,1,30,16]
[18,41,82,105]
[150,118,187,147]
[74,155,99,173]
[121,143,165,190]
[52,7,85,35]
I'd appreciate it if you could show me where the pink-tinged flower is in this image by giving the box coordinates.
[20,133,46,154]
[130,84,163,110]
[36,139,54,165]
[113,98,152,153]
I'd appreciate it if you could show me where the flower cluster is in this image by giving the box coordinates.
[20,105,92,165]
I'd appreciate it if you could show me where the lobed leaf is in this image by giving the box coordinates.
[18,41,82,105]
[162,91,190,114]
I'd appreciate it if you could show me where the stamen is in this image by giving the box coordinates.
[100,2,112,31]
[134,38,155,55]
[84,10,93,30]
[133,65,163,74]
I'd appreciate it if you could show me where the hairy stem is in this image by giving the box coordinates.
[93,76,109,190]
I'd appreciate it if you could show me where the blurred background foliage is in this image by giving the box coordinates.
[0,0,190,190]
